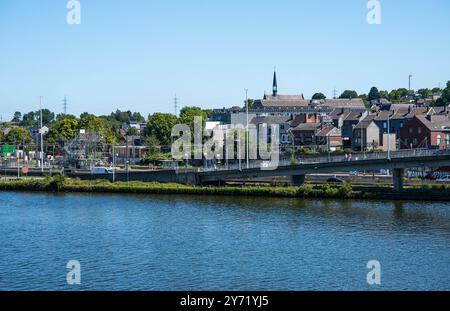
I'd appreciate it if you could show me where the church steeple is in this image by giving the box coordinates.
[272,69,278,97]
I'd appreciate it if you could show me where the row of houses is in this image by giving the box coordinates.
[210,73,450,152]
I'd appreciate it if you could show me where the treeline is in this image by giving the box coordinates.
[1,107,211,150]
[311,81,450,106]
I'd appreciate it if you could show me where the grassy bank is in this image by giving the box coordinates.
[1,176,450,201]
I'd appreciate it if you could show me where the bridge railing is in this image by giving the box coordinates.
[198,148,450,172]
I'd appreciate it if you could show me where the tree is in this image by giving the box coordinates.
[339,90,358,99]
[21,111,36,126]
[368,87,380,101]
[243,99,255,109]
[11,112,22,123]
[144,134,161,154]
[38,109,55,125]
[126,127,139,136]
[179,106,208,135]
[179,106,208,121]
[5,127,32,144]
[358,94,368,101]
[80,112,93,119]
[47,117,79,143]
[146,113,178,146]
[432,87,442,94]
[56,114,76,121]
[111,109,131,123]
[312,93,326,100]
[131,112,145,123]
[417,88,432,99]
[441,81,450,104]
[79,115,117,143]
[379,90,389,99]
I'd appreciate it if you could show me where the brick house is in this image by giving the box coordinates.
[400,115,450,149]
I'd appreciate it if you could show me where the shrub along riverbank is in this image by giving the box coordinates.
[1,176,450,201]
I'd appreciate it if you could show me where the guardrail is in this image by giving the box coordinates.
[198,148,450,172]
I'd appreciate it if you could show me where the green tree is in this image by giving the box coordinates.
[56,114,77,120]
[432,87,442,94]
[111,109,131,123]
[11,111,22,123]
[368,87,380,101]
[243,99,255,109]
[21,111,36,126]
[379,90,389,99]
[312,93,326,100]
[126,127,139,136]
[339,90,358,99]
[144,134,161,154]
[178,106,208,135]
[179,106,208,121]
[358,94,368,101]
[79,115,117,143]
[417,88,432,99]
[146,113,178,146]
[34,109,55,125]
[441,81,450,104]
[5,127,32,144]
[47,117,79,143]
[131,112,145,122]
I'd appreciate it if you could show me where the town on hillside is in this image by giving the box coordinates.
[1,72,450,179]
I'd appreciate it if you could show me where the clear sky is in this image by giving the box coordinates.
[0,0,449,120]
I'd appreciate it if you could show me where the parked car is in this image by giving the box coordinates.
[327,176,345,183]
[436,174,450,182]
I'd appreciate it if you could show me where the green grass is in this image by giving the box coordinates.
[1,177,449,201]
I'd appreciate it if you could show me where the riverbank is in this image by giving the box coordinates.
[1,176,450,201]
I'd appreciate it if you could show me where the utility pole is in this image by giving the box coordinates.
[409,75,413,93]
[333,87,338,99]
[245,89,249,169]
[39,96,44,173]
[63,96,68,115]
[174,95,179,117]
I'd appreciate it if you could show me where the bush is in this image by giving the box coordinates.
[337,182,353,198]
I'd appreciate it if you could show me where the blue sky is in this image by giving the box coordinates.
[0,0,449,120]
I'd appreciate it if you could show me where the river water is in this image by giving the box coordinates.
[0,192,449,290]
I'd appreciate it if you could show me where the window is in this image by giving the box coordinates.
[400,122,404,128]
[409,128,413,134]
[383,122,387,129]
[418,127,422,134]
[437,135,442,146]
[404,139,408,146]
[413,138,419,145]
[445,134,450,147]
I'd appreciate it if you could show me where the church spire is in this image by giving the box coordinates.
[272,69,278,97]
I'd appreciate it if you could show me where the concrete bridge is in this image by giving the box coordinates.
[197,149,450,191]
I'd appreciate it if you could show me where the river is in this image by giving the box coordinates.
[0,192,449,290]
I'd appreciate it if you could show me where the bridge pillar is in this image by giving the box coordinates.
[292,175,306,187]
[393,168,404,192]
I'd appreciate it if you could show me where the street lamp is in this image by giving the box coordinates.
[39,96,44,173]
[112,145,116,183]
[245,89,249,169]
[387,111,391,160]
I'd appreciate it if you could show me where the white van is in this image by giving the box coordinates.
[90,167,113,174]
